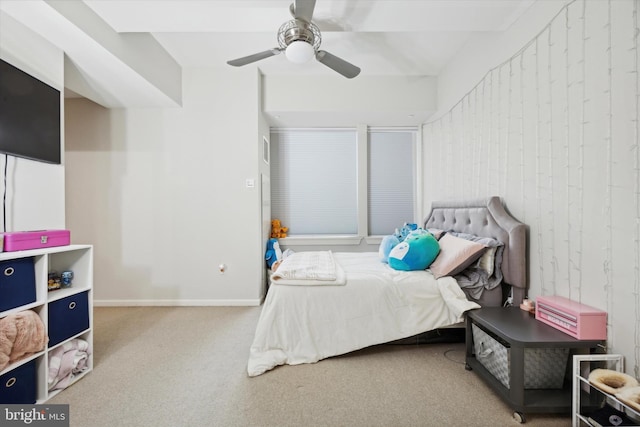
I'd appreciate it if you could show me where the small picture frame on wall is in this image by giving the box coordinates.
[263,136,269,165]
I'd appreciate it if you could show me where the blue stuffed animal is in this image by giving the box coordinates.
[393,223,418,241]
[406,228,429,239]
[381,224,434,266]
[388,233,440,271]
[265,238,283,269]
[379,235,400,263]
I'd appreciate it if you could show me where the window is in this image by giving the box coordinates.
[270,129,358,235]
[270,127,417,239]
[368,129,416,235]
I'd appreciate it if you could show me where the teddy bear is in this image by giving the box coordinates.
[270,219,289,238]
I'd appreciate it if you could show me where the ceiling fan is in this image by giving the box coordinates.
[226,0,361,79]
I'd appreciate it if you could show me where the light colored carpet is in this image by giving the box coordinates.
[49,307,571,427]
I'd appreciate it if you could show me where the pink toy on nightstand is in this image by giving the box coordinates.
[535,295,607,340]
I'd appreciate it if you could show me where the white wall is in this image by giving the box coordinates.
[263,75,437,127]
[65,67,440,306]
[0,11,66,231]
[424,0,640,377]
[65,67,265,305]
[435,1,568,117]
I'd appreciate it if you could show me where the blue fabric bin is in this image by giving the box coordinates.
[0,257,36,313]
[0,359,36,404]
[48,291,89,347]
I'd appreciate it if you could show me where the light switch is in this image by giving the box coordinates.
[246,179,255,188]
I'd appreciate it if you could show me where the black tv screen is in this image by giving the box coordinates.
[0,58,61,164]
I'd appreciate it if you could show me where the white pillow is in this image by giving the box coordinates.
[476,246,498,277]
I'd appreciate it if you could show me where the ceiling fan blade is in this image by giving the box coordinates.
[227,48,283,67]
[290,0,316,23]
[315,50,361,79]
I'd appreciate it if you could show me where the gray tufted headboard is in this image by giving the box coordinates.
[423,197,528,306]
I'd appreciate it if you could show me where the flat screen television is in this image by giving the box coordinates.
[0,58,61,164]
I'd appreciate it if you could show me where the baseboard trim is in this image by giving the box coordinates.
[95,299,262,307]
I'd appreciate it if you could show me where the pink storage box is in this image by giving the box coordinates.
[1,230,70,252]
[535,295,607,340]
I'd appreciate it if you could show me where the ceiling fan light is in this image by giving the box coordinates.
[285,40,314,63]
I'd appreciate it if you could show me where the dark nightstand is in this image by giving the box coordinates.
[465,306,604,423]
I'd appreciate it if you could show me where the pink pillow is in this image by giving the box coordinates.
[427,228,445,240]
[429,234,487,279]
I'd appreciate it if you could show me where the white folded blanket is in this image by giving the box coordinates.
[270,251,346,286]
[48,338,91,391]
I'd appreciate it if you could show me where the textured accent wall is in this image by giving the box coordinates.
[423,0,640,376]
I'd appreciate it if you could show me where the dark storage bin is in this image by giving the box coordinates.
[0,359,36,404]
[48,291,89,347]
[472,323,569,389]
[0,257,36,312]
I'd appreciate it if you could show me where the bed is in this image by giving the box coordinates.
[248,196,527,377]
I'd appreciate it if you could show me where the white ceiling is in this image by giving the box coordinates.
[83,0,535,77]
[1,0,534,124]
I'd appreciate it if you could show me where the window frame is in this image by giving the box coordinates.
[271,125,423,246]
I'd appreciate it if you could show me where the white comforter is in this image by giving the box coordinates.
[248,252,481,376]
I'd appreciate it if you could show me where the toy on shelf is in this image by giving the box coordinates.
[61,270,74,288]
[48,270,74,291]
[271,219,288,238]
[48,271,61,291]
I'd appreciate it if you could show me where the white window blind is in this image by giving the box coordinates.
[271,129,357,235]
[368,130,416,236]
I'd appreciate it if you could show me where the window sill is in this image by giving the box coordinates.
[279,235,363,246]
[364,236,384,245]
